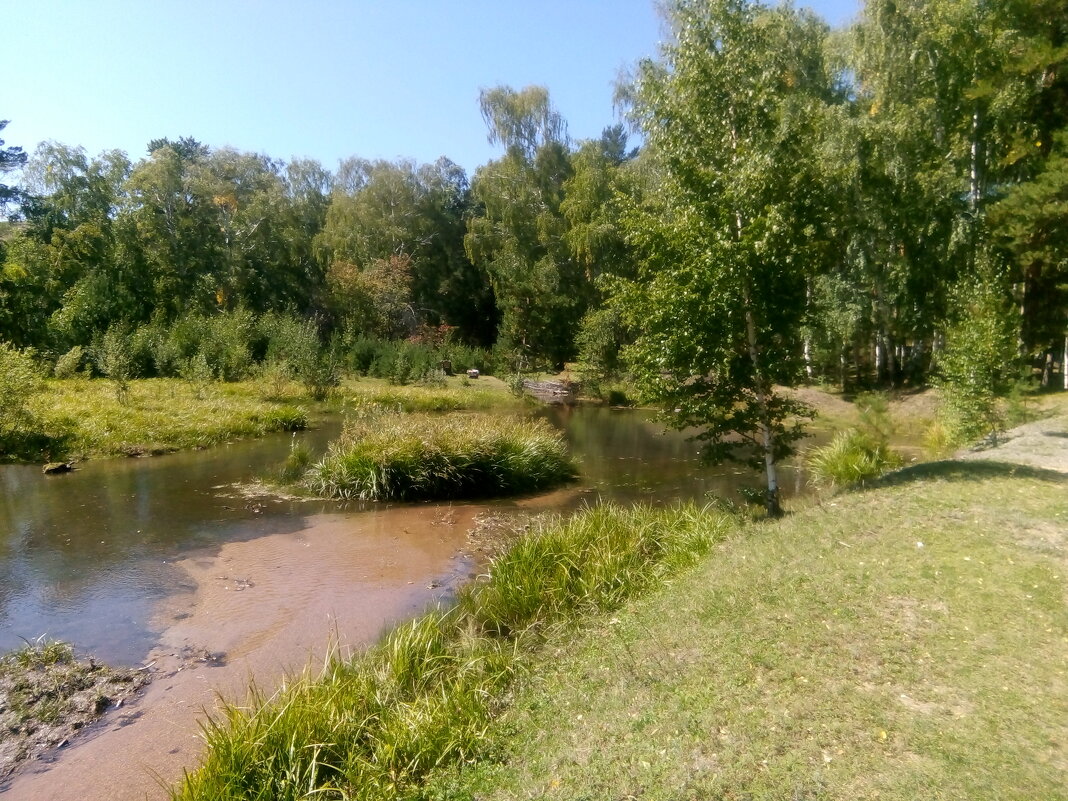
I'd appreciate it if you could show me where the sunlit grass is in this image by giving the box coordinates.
[433,462,1068,801]
[14,378,310,461]
[301,409,576,501]
[343,374,521,413]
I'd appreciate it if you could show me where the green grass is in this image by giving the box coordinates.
[430,461,1068,801]
[807,427,903,487]
[3,378,312,462]
[2,374,522,463]
[301,410,576,501]
[169,504,735,801]
[344,375,521,413]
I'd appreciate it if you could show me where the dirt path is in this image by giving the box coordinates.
[2,504,482,801]
[957,413,1068,474]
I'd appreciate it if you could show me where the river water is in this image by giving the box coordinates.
[0,406,813,667]
[1,404,825,799]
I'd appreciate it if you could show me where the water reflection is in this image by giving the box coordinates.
[0,424,341,663]
[543,405,820,506]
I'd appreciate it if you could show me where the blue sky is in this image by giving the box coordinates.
[6,0,860,176]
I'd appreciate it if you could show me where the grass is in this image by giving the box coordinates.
[169,503,735,801]
[2,378,311,462]
[300,410,576,501]
[1,373,523,464]
[807,427,903,487]
[343,375,521,413]
[429,460,1068,801]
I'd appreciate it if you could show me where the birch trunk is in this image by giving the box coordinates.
[743,288,781,518]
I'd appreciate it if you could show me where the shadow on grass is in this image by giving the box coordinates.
[0,430,76,463]
[859,459,1068,490]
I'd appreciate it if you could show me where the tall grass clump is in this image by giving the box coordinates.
[807,392,902,487]
[170,503,735,801]
[301,411,576,501]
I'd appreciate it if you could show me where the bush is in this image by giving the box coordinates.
[935,261,1019,446]
[0,342,43,438]
[91,326,136,404]
[52,346,86,379]
[301,410,576,501]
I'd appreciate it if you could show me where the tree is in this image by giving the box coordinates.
[0,120,26,217]
[317,157,494,343]
[465,85,587,367]
[617,0,834,516]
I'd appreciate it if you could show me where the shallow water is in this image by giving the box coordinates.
[0,404,836,800]
[0,406,818,666]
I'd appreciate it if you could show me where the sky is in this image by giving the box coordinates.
[5,0,860,177]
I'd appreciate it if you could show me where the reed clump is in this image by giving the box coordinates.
[301,410,576,501]
[170,503,734,801]
[806,427,902,486]
[807,392,903,487]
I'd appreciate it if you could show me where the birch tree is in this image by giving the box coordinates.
[618,0,833,516]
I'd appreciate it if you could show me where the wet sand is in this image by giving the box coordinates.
[3,503,479,801]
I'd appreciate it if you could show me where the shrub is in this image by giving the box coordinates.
[91,326,136,404]
[934,261,1019,446]
[53,345,86,379]
[301,410,576,501]
[0,342,43,437]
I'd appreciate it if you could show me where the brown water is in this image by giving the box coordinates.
[0,406,820,799]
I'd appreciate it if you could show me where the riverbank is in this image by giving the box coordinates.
[0,502,492,800]
[175,402,1067,799]
[427,410,1068,800]
[4,374,519,463]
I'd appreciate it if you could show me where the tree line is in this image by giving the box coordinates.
[0,0,1064,507]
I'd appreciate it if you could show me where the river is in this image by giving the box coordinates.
[0,405,815,799]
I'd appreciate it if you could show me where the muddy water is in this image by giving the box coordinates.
[0,406,817,799]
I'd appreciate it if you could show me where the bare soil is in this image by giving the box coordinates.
[957,411,1068,474]
[0,645,150,784]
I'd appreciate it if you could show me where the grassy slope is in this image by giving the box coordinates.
[434,462,1068,800]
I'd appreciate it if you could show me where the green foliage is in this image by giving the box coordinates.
[618,0,831,513]
[575,305,628,386]
[0,342,43,440]
[170,504,734,801]
[52,345,86,379]
[466,85,589,367]
[90,326,135,403]
[300,410,575,501]
[935,264,1020,445]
